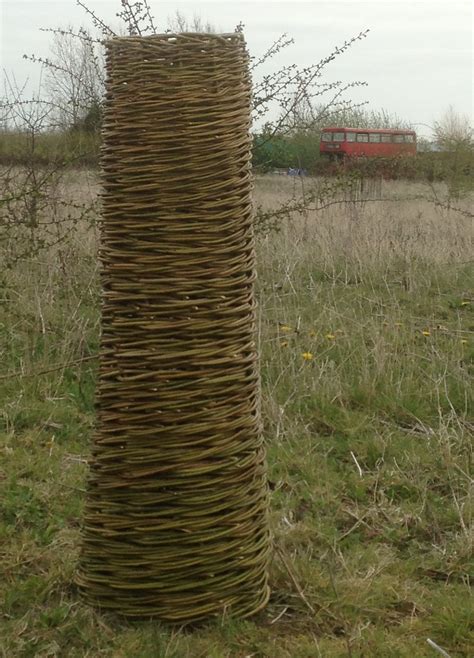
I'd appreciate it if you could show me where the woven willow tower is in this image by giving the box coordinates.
[76,33,270,622]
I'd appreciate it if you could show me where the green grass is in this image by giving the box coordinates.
[0,176,473,657]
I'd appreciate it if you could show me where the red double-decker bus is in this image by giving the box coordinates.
[320,127,417,160]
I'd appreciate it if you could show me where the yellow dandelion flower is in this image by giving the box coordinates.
[279,324,293,333]
[460,339,468,345]
[325,333,336,340]
[461,301,470,306]
[302,352,314,360]
[421,330,431,337]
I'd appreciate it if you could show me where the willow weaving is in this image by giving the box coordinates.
[76,33,271,622]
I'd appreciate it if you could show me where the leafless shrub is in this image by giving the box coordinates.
[0,77,98,266]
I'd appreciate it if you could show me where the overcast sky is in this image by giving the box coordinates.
[1,0,472,137]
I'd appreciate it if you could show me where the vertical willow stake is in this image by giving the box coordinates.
[76,33,270,622]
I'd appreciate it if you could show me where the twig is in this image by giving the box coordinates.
[269,606,289,624]
[426,638,451,658]
[0,354,97,381]
[350,451,363,477]
[55,482,87,493]
[338,513,369,541]
[274,545,316,614]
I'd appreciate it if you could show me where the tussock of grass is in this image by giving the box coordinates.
[1,175,473,656]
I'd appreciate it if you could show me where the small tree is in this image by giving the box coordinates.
[431,106,473,200]
[167,10,215,33]
[25,26,105,131]
[433,105,473,150]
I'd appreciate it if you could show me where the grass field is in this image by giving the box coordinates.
[1,174,473,657]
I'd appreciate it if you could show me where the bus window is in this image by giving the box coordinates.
[332,132,345,142]
[381,134,392,143]
[321,133,333,142]
[393,134,405,143]
[356,133,369,143]
[369,133,381,143]
[404,134,415,143]
[346,132,356,142]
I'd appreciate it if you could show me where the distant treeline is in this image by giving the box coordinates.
[0,129,472,189]
[252,131,473,189]
[0,130,100,168]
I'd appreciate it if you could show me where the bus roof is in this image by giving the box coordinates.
[321,127,416,134]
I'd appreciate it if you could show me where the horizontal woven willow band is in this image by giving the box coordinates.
[76,33,271,622]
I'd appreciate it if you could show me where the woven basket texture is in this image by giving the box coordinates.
[76,33,270,622]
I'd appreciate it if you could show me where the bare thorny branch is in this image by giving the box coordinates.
[4,1,469,264]
[252,30,370,138]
